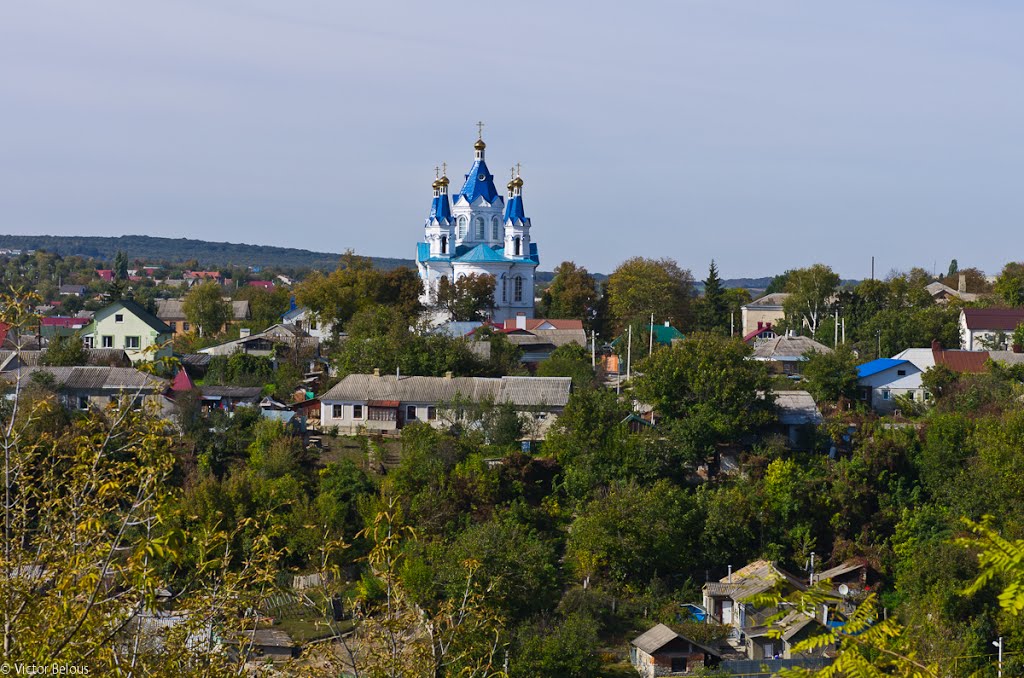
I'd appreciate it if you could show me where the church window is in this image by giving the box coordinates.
[514,237,521,257]
[501,275,507,302]
[491,217,500,240]
[457,216,467,239]
[514,275,523,302]
[440,236,448,254]
[475,217,485,240]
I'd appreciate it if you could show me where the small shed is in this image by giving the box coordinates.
[630,623,721,676]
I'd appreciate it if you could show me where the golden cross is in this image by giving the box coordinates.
[476,121,484,139]
[516,162,521,177]
[442,161,447,176]
[510,166,515,181]
[434,165,440,179]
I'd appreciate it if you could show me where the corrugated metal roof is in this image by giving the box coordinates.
[3,366,166,390]
[752,335,831,360]
[961,307,1024,331]
[856,358,909,379]
[321,374,570,408]
[744,293,790,308]
[932,348,989,373]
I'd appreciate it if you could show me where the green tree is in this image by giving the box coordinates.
[535,343,595,390]
[801,343,859,403]
[113,249,129,281]
[437,273,496,321]
[994,262,1024,306]
[509,612,602,678]
[947,258,959,278]
[697,260,728,333]
[605,256,694,333]
[539,261,599,325]
[40,333,87,366]
[632,333,774,441]
[183,280,231,337]
[782,264,840,335]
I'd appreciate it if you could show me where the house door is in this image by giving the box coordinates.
[763,641,776,658]
[721,600,733,625]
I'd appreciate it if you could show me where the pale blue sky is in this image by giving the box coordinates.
[2,1,1022,277]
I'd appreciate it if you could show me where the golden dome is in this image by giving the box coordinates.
[512,175,524,188]
[474,138,486,151]
[438,174,449,187]
[431,178,441,190]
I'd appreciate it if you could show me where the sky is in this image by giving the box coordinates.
[1,1,1023,279]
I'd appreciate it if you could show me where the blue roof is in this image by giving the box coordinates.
[504,195,526,222]
[857,358,909,379]
[455,244,508,263]
[458,159,500,203]
[429,194,452,223]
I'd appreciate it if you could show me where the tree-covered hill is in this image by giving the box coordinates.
[0,234,413,271]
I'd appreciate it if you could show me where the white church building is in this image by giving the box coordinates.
[416,132,539,323]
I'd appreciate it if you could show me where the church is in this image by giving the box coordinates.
[415,130,539,323]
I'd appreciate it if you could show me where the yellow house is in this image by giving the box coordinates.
[156,299,251,336]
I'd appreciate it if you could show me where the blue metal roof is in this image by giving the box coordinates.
[857,358,909,379]
[429,194,452,223]
[458,159,500,203]
[504,195,526,222]
[455,244,508,263]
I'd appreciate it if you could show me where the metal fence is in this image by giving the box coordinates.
[720,658,834,676]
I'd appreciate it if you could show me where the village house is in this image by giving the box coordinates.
[771,390,823,449]
[743,321,778,343]
[959,307,1024,351]
[0,348,130,371]
[630,624,722,676]
[80,300,173,363]
[489,316,588,364]
[39,315,91,339]
[2,365,168,412]
[741,293,790,338]
[856,358,924,414]
[197,323,318,359]
[749,333,831,376]
[744,610,831,661]
[58,284,87,297]
[281,306,338,342]
[925,275,978,304]
[156,298,251,336]
[701,560,806,634]
[319,373,571,436]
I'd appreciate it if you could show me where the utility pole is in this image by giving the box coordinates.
[834,311,839,348]
[842,317,846,344]
[871,256,875,281]
[649,313,654,356]
[626,325,632,382]
[591,330,595,368]
[730,311,734,337]
[993,637,1003,677]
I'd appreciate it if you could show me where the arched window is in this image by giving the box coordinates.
[457,216,467,239]
[500,274,507,302]
[440,235,448,254]
[475,217,485,240]
[513,237,521,257]
[491,217,500,240]
[514,275,523,302]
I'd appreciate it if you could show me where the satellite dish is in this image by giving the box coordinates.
[838,584,850,596]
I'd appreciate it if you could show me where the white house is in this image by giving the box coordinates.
[282,306,337,342]
[319,373,570,436]
[856,358,924,414]
[415,133,539,323]
[959,308,1024,351]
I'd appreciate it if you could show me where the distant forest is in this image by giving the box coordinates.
[0,234,412,271]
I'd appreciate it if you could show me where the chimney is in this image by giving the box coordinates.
[373,368,380,377]
[757,321,763,330]
[239,327,251,338]
[515,312,527,330]
[958,274,967,294]
[444,371,453,379]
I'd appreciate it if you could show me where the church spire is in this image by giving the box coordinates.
[474,121,486,161]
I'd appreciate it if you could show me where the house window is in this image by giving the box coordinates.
[310,319,318,330]
[475,217,485,240]
[897,369,906,376]
[427,406,437,421]
[491,217,500,239]
[77,396,89,410]
[83,336,94,349]
[101,335,114,348]
[406,405,417,420]
[169,321,177,331]
[114,314,124,323]
[882,389,891,400]
[514,276,523,302]
[352,404,363,420]
[183,322,190,332]
[670,657,687,672]
[332,404,343,418]
[125,336,140,349]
